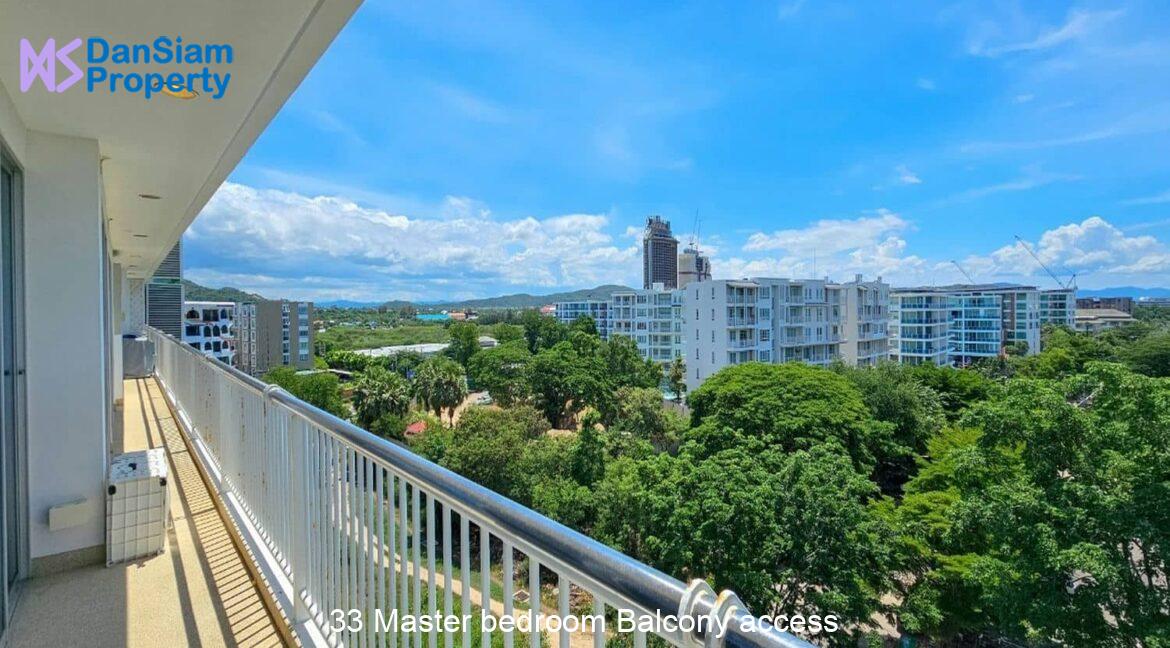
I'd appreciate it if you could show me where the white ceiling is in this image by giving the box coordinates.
[0,0,361,277]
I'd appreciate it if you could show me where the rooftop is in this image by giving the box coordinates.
[892,282,1038,293]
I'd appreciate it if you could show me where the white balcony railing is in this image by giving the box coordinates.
[147,328,811,648]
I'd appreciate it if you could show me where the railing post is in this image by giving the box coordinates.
[284,393,312,624]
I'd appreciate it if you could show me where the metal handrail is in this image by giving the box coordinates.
[147,327,814,648]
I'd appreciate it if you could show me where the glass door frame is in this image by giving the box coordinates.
[0,144,28,635]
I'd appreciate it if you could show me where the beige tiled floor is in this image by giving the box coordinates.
[7,378,286,647]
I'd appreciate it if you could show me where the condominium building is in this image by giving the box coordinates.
[677,244,712,288]
[553,300,610,339]
[642,215,679,289]
[1039,288,1076,328]
[608,285,685,363]
[182,301,236,365]
[889,290,952,366]
[685,278,842,390]
[890,283,1041,366]
[237,300,315,376]
[835,275,890,366]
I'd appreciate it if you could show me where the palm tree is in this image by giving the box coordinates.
[413,357,468,423]
[351,365,410,428]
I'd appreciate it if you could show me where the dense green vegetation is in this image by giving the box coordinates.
[265,313,1169,646]
[316,323,450,351]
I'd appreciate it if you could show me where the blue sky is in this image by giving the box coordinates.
[184,1,1170,301]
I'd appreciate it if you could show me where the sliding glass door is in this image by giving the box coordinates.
[0,152,21,636]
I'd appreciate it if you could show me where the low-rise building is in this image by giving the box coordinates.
[1075,308,1136,333]
[182,301,235,365]
[1076,296,1134,314]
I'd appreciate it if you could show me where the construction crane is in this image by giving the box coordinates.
[1015,235,1074,289]
[951,260,975,283]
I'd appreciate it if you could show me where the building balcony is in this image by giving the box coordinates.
[35,328,805,648]
[727,338,756,349]
[6,375,287,647]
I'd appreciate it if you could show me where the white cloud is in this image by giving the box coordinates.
[743,210,910,254]
[969,9,1123,58]
[722,210,932,284]
[916,78,936,91]
[432,84,510,123]
[1122,189,1170,206]
[937,166,1079,204]
[895,164,922,185]
[725,214,1168,289]
[1013,93,1035,104]
[185,182,639,301]
[961,216,1170,281]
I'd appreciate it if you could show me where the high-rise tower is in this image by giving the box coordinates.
[642,216,678,289]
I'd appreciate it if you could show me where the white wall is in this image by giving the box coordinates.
[22,130,108,559]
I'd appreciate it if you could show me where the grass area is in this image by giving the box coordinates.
[319,324,450,351]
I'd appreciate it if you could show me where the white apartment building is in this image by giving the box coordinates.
[889,290,952,365]
[182,301,235,365]
[1039,288,1076,329]
[835,275,890,366]
[608,285,685,363]
[685,278,843,391]
[890,283,1041,366]
[553,300,610,339]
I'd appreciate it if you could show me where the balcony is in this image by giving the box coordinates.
[6,375,285,647]
[127,329,811,648]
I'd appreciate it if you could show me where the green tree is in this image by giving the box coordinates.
[667,357,687,403]
[894,363,1170,645]
[526,341,603,428]
[686,362,886,473]
[567,314,598,337]
[614,386,685,451]
[1122,331,1170,377]
[520,310,566,353]
[413,357,468,421]
[262,367,346,418]
[490,323,524,344]
[466,341,532,406]
[593,442,894,632]
[445,321,481,366]
[350,365,410,429]
[833,362,946,492]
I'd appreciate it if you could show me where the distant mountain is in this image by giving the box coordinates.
[392,284,635,310]
[1077,286,1170,298]
[316,299,384,308]
[182,280,266,303]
